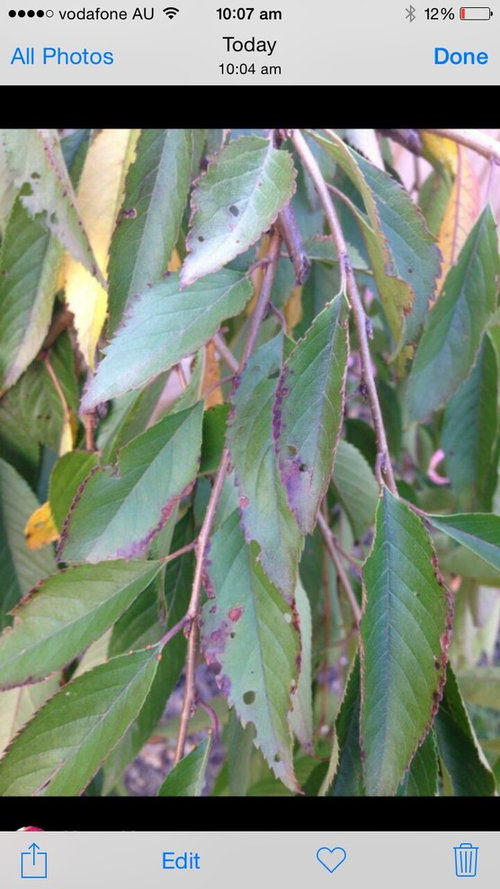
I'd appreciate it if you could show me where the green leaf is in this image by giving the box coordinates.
[49,451,99,532]
[0,201,63,390]
[427,513,500,573]
[102,512,194,793]
[0,459,56,629]
[273,295,349,534]
[442,335,498,509]
[81,270,252,411]
[227,336,303,597]
[158,737,211,796]
[0,131,90,391]
[0,647,161,795]
[108,129,192,333]
[332,440,379,540]
[0,676,61,755]
[200,510,300,791]
[0,333,78,453]
[328,654,364,796]
[58,403,203,563]
[181,136,296,286]
[311,131,440,345]
[360,489,453,795]
[458,668,500,710]
[1,129,102,282]
[200,404,231,476]
[288,579,313,753]
[0,560,163,689]
[399,732,438,796]
[407,206,498,421]
[100,373,170,465]
[435,665,496,796]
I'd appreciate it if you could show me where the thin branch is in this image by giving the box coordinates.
[202,373,235,401]
[158,615,190,649]
[159,540,197,563]
[318,513,362,627]
[241,232,282,365]
[198,698,220,740]
[292,129,398,495]
[174,231,283,765]
[421,128,500,165]
[212,331,239,373]
[84,415,96,452]
[173,451,229,765]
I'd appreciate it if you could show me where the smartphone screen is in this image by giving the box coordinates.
[0,0,499,879]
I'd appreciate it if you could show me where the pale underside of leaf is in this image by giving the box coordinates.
[181,135,296,286]
[0,560,163,689]
[81,270,252,411]
[0,129,103,282]
[0,648,160,795]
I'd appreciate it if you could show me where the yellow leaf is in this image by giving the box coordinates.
[434,146,481,299]
[284,285,303,333]
[421,133,458,176]
[25,502,58,550]
[62,129,140,368]
[168,248,182,271]
[202,342,223,407]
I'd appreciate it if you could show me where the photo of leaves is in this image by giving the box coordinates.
[0,128,498,797]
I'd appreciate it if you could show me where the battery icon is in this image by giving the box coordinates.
[459,6,493,18]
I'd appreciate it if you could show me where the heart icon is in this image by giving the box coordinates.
[316,846,347,874]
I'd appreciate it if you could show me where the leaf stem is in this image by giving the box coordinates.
[212,332,239,373]
[291,129,398,496]
[174,230,283,765]
[318,512,362,628]
[158,540,197,563]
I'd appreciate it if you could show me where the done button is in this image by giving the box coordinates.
[434,46,489,64]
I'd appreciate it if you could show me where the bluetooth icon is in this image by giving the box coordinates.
[405,4,416,20]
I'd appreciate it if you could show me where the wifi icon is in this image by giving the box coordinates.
[163,6,179,17]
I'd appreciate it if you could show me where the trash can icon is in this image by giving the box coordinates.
[454,843,478,877]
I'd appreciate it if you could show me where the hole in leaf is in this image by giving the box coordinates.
[229,205,239,216]
[299,463,307,472]
[243,690,256,705]
[198,235,205,242]
[274,754,281,763]
[286,445,298,457]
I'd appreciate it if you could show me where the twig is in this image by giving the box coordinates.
[212,332,239,373]
[421,128,500,165]
[198,698,220,740]
[318,513,362,627]
[241,232,282,365]
[159,540,197,563]
[158,615,191,649]
[292,129,398,496]
[174,230,283,765]
[202,373,235,401]
[173,452,229,765]
[277,201,311,284]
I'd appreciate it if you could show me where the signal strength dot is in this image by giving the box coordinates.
[163,6,179,18]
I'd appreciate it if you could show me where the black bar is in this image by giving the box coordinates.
[1,796,498,831]
[0,85,498,127]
